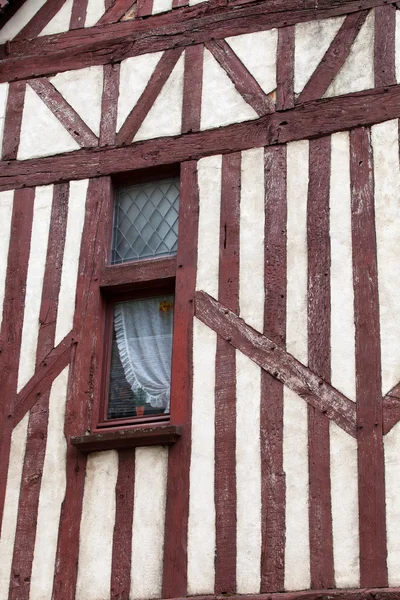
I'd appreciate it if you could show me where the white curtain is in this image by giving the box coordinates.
[114,295,173,412]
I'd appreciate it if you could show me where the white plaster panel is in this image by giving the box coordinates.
[196,154,222,298]
[385,420,400,585]
[130,446,168,599]
[85,0,105,27]
[134,53,184,142]
[236,350,261,593]
[0,414,29,600]
[0,83,9,154]
[330,421,360,588]
[50,66,104,137]
[189,0,208,5]
[330,132,356,402]
[325,10,374,97]
[0,0,47,42]
[18,86,80,161]
[283,389,310,591]
[294,17,344,94]
[55,179,88,346]
[240,147,264,332]
[396,11,400,83]
[152,0,173,15]
[76,450,118,600]
[187,317,216,595]
[117,52,163,132]
[226,30,278,95]
[372,120,400,394]
[17,185,53,392]
[0,190,14,332]
[39,0,73,36]
[286,140,308,364]
[201,48,258,131]
[30,367,69,600]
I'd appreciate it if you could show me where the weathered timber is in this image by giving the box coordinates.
[2,84,400,191]
[276,26,294,110]
[195,290,357,437]
[70,0,89,30]
[156,589,400,600]
[100,256,176,290]
[100,63,121,146]
[374,4,396,87]
[1,80,25,160]
[71,425,183,451]
[97,0,136,25]
[14,0,67,39]
[0,0,393,83]
[181,44,204,133]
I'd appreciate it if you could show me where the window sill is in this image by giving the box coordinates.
[70,424,183,453]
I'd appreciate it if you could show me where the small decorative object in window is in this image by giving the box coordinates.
[111,177,180,264]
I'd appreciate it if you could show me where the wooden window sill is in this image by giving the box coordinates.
[70,424,183,453]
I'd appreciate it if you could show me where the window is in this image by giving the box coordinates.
[96,171,180,430]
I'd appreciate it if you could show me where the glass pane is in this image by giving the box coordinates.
[111,177,180,264]
[107,295,174,420]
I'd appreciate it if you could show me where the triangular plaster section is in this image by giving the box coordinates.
[0,0,47,43]
[294,16,345,94]
[117,52,164,132]
[0,83,9,154]
[18,86,80,160]
[226,29,278,95]
[85,0,106,27]
[50,66,104,136]
[201,48,258,131]
[134,53,184,142]
[324,10,374,97]
[38,0,74,36]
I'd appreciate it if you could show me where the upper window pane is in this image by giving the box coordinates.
[111,177,180,264]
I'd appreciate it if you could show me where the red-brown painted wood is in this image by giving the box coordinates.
[260,145,286,593]
[173,0,188,9]
[111,450,135,600]
[296,11,368,104]
[206,40,274,116]
[162,160,199,598]
[155,588,400,600]
[136,0,153,18]
[116,48,184,145]
[276,26,294,110]
[101,256,176,290]
[307,137,334,589]
[0,188,34,529]
[28,78,98,147]
[97,0,136,24]
[1,80,25,160]
[181,44,204,133]
[350,127,387,587]
[374,4,396,87]
[70,0,89,30]
[214,152,240,594]
[71,425,182,451]
[14,0,67,39]
[100,63,121,146]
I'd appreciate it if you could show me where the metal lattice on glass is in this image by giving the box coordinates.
[111,177,180,264]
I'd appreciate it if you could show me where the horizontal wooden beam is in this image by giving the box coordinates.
[1,83,400,191]
[158,588,400,600]
[0,0,391,84]
[100,256,177,291]
[71,424,183,452]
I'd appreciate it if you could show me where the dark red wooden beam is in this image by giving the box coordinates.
[155,589,400,600]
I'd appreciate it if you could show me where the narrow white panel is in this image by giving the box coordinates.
[201,48,257,131]
[226,30,278,95]
[55,179,88,346]
[30,367,69,600]
[294,17,344,94]
[134,53,184,142]
[189,0,208,5]
[187,318,216,595]
[325,10,374,97]
[385,421,400,585]
[396,11,400,83]
[85,0,106,27]
[330,132,356,402]
[196,154,222,297]
[330,421,359,587]
[117,52,163,132]
[50,67,104,136]
[76,450,118,600]
[0,191,14,331]
[0,415,29,600]
[130,447,168,599]
[152,0,173,15]
[18,185,53,392]
[0,83,9,153]
[18,86,80,161]
[372,120,400,394]
[236,351,261,593]
[39,0,74,36]
[0,0,47,43]
[286,140,308,364]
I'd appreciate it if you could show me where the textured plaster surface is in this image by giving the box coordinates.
[30,367,69,600]
[152,0,173,15]
[39,0,73,36]
[85,0,105,27]
[130,447,168,599]
[385,420,400,585]
[0,190,13,332]
[0,0,47,42]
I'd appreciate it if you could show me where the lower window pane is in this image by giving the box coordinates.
[107,294,174,421]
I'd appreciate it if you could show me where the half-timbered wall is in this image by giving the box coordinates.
[1,1,400,599]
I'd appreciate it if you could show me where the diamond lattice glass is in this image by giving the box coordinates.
[111,177,180,264]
